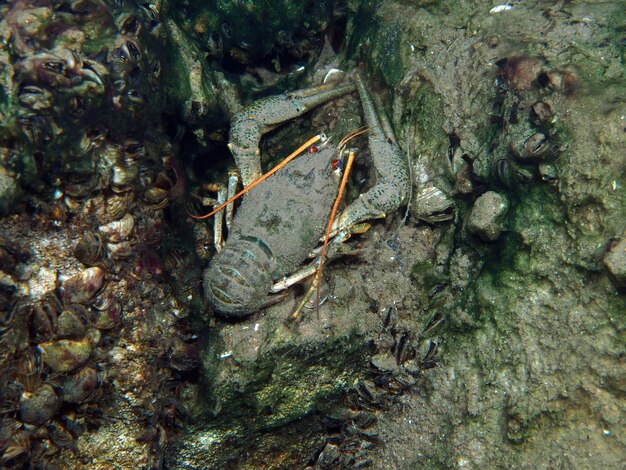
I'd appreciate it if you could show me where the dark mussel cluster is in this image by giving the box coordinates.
[480,55,571,193]
[169,0,337,72]
[0,0,167,214]
[308,303,445,469]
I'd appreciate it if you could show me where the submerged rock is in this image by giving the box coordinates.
[604,231,626,292]
[1,0,624,468]
[0,167,20,215]
[467,191,509,242]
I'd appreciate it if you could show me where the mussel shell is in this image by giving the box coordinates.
[111,163,138,189]
[74,231,103,266]
[56,307,87,340]
[208,32,223,55]
[417,339,439,370]
[106,241,133,259]
[106,193,133,221]
[126,40,142,62]
[530,101,553,125]
[539,163,558,184]
[495,159,534,189]
[538,69,576,95]
[143,187,169,209]
[123,139,145,161]
[98,142,123,168]
[168,337,198,372]
[1,430,31,467]
[71,0,110,19]
[31,302,58,343]
[18,114,52,144]
[152,60,162,79]
[99,213,134,242]
[370,353,399,375]
[92,299,122,330]
[0,287,17,325]
[62,367,99,404]
[48,421,74,448]
[522,132,550,160]
[16,348,43,393]
[63,172,100,198]
[119,14,142,36]
[0,418,21,439]
[88,328,101,348]
[68,95,87,116]
[316,443,342,468]
[38,338,91,373]
[18,384,61,425]
[18,85,53,110]
[61,267,105,304]
[48,202,68,222]
[411,184,455,223]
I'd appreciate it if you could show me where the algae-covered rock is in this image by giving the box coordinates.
[467,191,509,241]
[339,1,626,468]
[162,18,240,125]
[604,230,626,292]
[172,296,380,466]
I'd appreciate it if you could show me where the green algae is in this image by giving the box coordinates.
[346,2,407,88]
[196,329,371,427]
[406,82,448,156]
[175,322,373,466]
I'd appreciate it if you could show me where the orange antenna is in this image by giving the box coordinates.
[315,128,368,301]
[289,127,368,322]
[189,134,323,220]
[315,149,356,311]
[337,126,368,149]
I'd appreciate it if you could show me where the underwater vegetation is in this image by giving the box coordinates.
[0,0,624,468]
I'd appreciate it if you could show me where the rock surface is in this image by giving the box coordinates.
[173,0,625,467]
[604,230,626,292]
[467,191,509,241]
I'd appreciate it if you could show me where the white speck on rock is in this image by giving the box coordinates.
[490,4,513,14]
[28,266,57,301]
